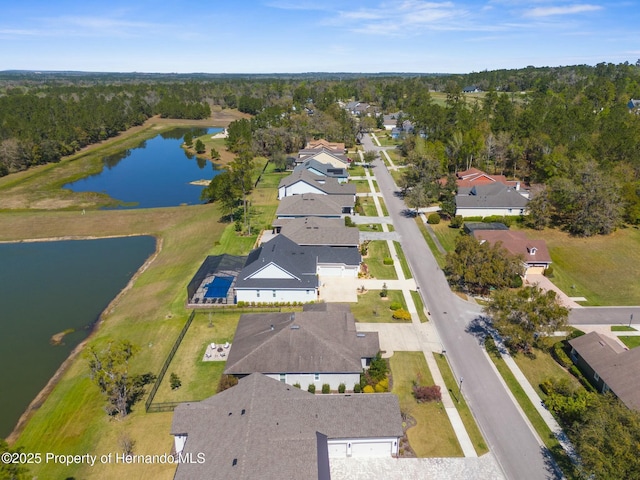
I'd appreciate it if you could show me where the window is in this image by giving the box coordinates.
[273,290,276,297]
[594,372,600,382]
[256,290,260,297]
[279,374,286,383]
[314,373,320,381]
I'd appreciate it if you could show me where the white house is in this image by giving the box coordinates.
[224,303,378,390]
[171,373,403,479]
[277,169,355,200]
[234,235,360,304]
[455,183,529,217]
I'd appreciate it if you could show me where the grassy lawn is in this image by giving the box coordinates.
[390,352,463,457]
[410,290,429,322]
[522,226,640,305]
[611,325,636,331]
[394,241,412,279]
[390,168,404,186]
[348,165,366,177]
[378,197,389,216]
[433,353,488,455]
[350,290,409,323]
[353,179,376,193]
[363,241,398,279]
[430,221,463,253]
[619,336,640,349]
[374,134,402,148]
[361,197,381,216]
[357,223,383,232]
[511,344,582,399]
[415,217,446,268]
[151,311,241,404]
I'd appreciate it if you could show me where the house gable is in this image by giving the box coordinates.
[245,262,299,280]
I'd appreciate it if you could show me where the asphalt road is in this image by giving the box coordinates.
[362,135,560,480]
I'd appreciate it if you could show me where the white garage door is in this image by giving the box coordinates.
[328,442,347,457]
[351,441,391,457]
[318,265,343,276]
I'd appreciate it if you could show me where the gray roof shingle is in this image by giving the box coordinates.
[279,170,356,196]
[280,217,359,246]
[456,183,529,209]
[171,373,403,480]
[224,304,379,375]
[276,193,354,218]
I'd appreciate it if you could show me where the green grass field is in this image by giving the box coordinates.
[390,352,462,457]
[363,241,398,279]
[394,241,412,279]
[619,336,640,349]
[410,291,429,322]
[350,290,409,323]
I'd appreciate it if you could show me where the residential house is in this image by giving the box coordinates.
[455,183,529,217]
[224,303,378,390]
[463,222,509,235]
[275,193,355,224]
[383,112,403,130]
[472,230,552,275]
[293,158,349,183]
[463,85,481,93]
[171,373,403,479]
[278,217,359,247]
[628,99,640,112]
[569,332,640,410]
[305,138,345,152]
[278,170,356,200]
[234,234,360,304]
[296,148,352,169]
[452,168,524,192]
[344,101,371,116]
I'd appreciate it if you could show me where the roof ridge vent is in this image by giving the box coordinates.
[290,324,300,330]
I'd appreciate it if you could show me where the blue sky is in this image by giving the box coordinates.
[0,0,638,73]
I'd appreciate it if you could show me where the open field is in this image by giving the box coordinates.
[390,352,462,457]
[430,221,463,253]
[523,226,640,305]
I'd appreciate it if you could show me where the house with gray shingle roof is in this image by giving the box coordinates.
[296,148,352,169]
[278,217,359,247]
[234,235,360,304]
[275,193,355,222]
[569,332,640,410]
[224,303,379,390]
[171,373,403,479]
[278,169,356,200]
[455,183,529,217]
[293,158,349,183]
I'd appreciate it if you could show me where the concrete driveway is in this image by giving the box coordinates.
[355,323,424,356]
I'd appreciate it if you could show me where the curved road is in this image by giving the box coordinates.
[362,135,560,480]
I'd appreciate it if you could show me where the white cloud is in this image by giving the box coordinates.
[524,4,602,17]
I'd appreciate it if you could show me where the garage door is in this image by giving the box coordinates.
[526,266,546,275]
[351,441,391,457]
[318,266,343,276]
[327,442,347,457]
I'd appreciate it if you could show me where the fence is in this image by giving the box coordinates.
[145,310,196,413]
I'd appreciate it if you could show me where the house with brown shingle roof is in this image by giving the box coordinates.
[306,138,345,151]
[569,332,640,410]
[472,230,551,276]
[171,373,403,480]
[224,303,379,390]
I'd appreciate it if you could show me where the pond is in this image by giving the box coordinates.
[64,127,222,208]
[0,236,156,438]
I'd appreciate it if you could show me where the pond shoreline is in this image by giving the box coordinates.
[5,235,162,444]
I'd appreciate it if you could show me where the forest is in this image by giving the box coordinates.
[1,64,640,235]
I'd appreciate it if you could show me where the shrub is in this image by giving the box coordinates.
[217,374,238,393]
[511,275,523,288]
[353,383,361,393]
[322,383,331,394]
[412,384,441,403]
[308,384,316,394]
[392,308,412,321]
[450,215,463,228]
[375,378,389,392]
[338,383,346,394]
[380,283,388,298]
[427,213,441,224]
[170,372,182,390]
[293,382,301,389]
[544,265,554,277]
[383,257,394,265]
[552,341,572,369]
[389,301,402,311]
[344,216,355,227]
[363,385,375,394]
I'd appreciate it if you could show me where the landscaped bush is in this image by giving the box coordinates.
[412,384,441,403]
[383,257,394,265]
[389,301,402,311]
[543,265,554,277]
[511,275,523,288]
[170,372,182,390]
[344,216,355,227]
[380,283,388,298]
[353,383,361,393]
[392,308,412,321]
[427,213,441,224]
[308,384,316,394]
[293,382,301,389]
[450,215,463,228]
[375,378,389,392]
[338,383,346,394]
[552,341,572,369]
[217,374,238,393]
[363,385,375,394]
[322,383,331,394]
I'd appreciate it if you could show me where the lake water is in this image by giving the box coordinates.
[64,127,222,208]
[0,236,156,438]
